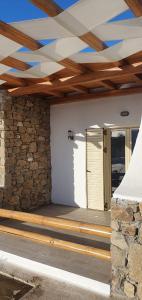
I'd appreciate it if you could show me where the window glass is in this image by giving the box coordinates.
[111,130,125,194]
[131,128,139,153]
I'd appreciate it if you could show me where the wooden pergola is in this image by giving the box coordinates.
[0,0,142,104]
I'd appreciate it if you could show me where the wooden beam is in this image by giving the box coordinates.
[59,58,86,74]
[0,56,30,71]
[72,86,89,93]
[9,65,142,96]
[30,0,63,17]
[0,209,112,238]
[101,80,118,90]
[81,32,106,52]
[43,90,63,97]
[49,86,142,105]
[0,20,41,51]
[125,0,142,16]
[0,225,111,260]
[0,74,26,87]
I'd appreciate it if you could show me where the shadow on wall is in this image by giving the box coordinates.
[57,127,104,208]
[57,131,87,208]
[0,91,51,211]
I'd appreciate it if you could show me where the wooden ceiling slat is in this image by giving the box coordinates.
[124,0,142,16]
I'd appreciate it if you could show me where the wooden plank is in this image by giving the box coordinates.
[0,57,30,71]
[125,0,142,16]
[0,209,112,238]
[0,225,111,260]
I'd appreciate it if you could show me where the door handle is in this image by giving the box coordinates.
[87,170,91,173]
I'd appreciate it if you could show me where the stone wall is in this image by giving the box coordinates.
[111,198,142,299]
[0,91,51,211]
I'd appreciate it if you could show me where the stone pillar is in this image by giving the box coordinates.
[0,91,51,211]
[0,91,5,206]
[111,198,142,299]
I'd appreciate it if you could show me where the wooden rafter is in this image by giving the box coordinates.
[0,20,41,50]
[101,80,118,90]
[0,74,26,86]
[125,0,142,16]
[72,86,89,93]
[30,0,63,17]
[50,86,142,105]
[0,56,30,71]
[59,58,86,74]
[9,64,142,96]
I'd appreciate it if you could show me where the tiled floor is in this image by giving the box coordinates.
[0,204,111,299]
[34,204,111,226]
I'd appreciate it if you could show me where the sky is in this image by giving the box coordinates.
[0,0,135,52]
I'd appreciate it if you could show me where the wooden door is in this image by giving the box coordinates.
[86,129,104,210]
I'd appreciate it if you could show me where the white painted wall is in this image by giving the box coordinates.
[51,93,142,208]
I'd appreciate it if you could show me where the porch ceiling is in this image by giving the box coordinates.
[1,0,142,103]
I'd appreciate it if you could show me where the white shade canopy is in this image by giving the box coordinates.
[1,0,142,81]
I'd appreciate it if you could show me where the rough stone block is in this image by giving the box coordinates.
[121,224,137,236]
[124,281,135,298]
[112,231,128,250]
[128,244,142,282]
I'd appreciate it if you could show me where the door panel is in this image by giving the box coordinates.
[86,129,104,210]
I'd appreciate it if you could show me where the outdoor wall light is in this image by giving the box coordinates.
[68,130,74,140]
[120,111,130,117]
